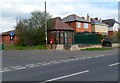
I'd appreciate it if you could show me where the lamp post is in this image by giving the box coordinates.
[45,1,47,47]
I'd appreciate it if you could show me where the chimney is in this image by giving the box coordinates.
[99,18,102,22]
[87,14,91,22]
[95,17,98,20]
[82,17,85,19]
[113,18,115,21]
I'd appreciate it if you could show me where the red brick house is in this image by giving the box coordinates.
[47,17,75,44]
[62,14,92,34]
[1,30,18,46]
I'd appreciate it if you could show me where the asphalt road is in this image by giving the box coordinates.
[2,53,118,82]
[2,48,118,67]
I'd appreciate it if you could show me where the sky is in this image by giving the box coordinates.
[0,0,119,33]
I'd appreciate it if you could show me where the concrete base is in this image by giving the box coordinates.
[70,45,79,51]
[112,43,119,47]
[80,45,102,49]
[56,44,64,50]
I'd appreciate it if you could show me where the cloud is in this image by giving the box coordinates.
[17,4,44,14]
[0,0,119,33]
[62,5,74,12]
[0,19,16,33]
[69,2,118,19]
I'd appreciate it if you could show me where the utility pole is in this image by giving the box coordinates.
[45,1,47,47]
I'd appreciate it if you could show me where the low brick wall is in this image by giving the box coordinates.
[78,44,102,49]
[64,44,102,50]
[53,43,119,50]
[112,43,119,47]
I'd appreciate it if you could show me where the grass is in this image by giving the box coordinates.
[5,45,47,50]
[80,47,112,51]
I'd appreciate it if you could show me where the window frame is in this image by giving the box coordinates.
[84,23,88,29]
[97,26,101,29]
[77,22,81,28]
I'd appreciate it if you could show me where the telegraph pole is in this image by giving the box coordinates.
[45,1,47,47]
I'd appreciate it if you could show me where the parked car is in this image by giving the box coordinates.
[102,40,112,47]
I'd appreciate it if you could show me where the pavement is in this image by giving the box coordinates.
[1,48,119,82]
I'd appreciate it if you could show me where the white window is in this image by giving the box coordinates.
[78,22,81,28]
[98,26,101,29]
[84,23,88,29]
[104,27,107,30]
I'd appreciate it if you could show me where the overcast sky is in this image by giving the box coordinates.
[0,0,119,33]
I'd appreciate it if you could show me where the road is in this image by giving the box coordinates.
[1,50,119,82]
[2,48,118,67]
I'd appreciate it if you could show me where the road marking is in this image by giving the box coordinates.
[38,63,42,65]
[28,65,39,68]
[12,66,22,68]
[74,58,79,61]
[67,58,75,61]
[87,57,92,58]
[62,59,74,62]
[59,60,66,62]
[3,68,9,70]
[80,58,86,59]
[44,70,89,82]
[109,63,120,67]
[94,56,99,57]
[26,64,35,66]
[100,55,104,57]
[49,61,59,64]
[41,62,50,65]
[53,61,61,64]
[14,67,26,70]
[62,60,70,62]
[2,69,11,72]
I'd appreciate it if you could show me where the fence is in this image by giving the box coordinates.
[74,34,102,44]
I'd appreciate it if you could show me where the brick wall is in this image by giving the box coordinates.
[66,22,77,30]
[65,22,92,32]
[2,35,18,46]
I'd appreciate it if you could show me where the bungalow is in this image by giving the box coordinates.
[91,17,108,35]
[62,14,92,34]
[47,17,75,44]
[102,19,120,35]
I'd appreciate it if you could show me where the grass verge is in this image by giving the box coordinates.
[80,47,112,51]
[5,45,47,50]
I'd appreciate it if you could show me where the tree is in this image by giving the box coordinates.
[16,11,52,46]
[102,31,120,43]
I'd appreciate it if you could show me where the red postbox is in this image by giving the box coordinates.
[50,38,54,49]
[50,38,54,44]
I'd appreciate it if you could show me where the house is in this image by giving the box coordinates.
[1,30,18,46]
[102,19,120,35]
[47,17,75,44]
[91,17,108,35]
[62,14,92,34]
